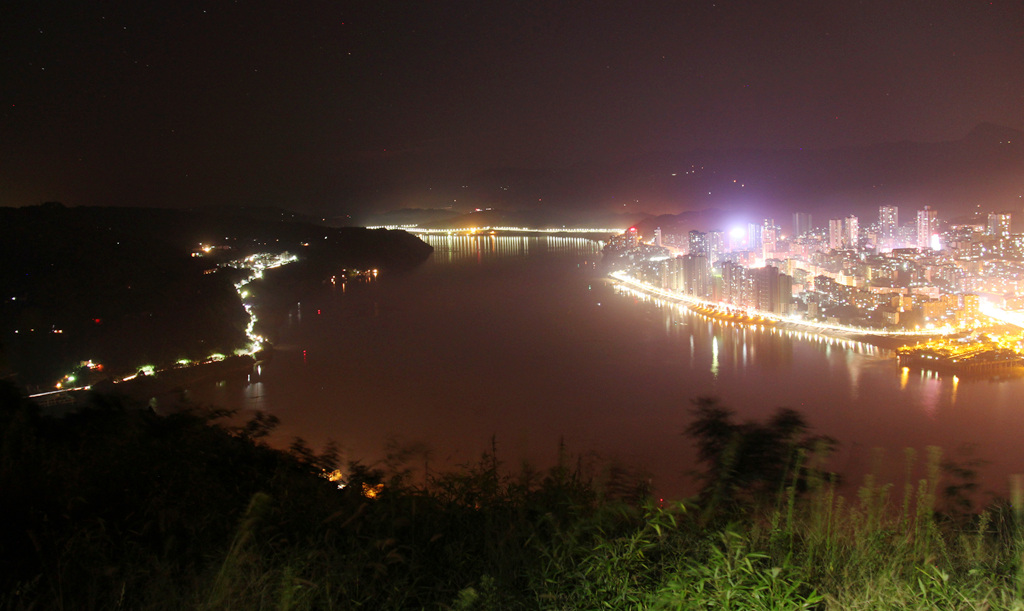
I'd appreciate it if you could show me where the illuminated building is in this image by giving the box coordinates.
[917,206,937,250]
[754,265,793,314]
[707,230,724,267]
[719,261,748,306]
[879,206,898,250]
[681,254,709,297]
[988,212,1011,236]
[762,218,779,259]
[828,219,843,251]
[793,212,813,238]
[747,223,763,252]
[688,230,707,257]
[661,257,682,291]
[844,215,859,250]
[962,294,980,321]
[626,226,640,248]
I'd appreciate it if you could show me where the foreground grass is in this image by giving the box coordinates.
[2,384,1024,609]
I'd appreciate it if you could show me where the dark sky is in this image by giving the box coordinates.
[2,0,1022,214]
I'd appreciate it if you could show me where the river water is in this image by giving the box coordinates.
[188,235,1024,500]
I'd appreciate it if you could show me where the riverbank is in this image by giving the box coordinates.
[29,354,263,415]
[1,203,434,390]
[103,354,262,403]
[610,271,953,349]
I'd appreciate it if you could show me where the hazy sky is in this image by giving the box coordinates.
[2,0,1021,212]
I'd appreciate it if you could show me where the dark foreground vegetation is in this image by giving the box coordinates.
[3,383,1024,610]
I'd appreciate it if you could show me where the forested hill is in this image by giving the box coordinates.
[0,203,433,387]
[0,203,433,270]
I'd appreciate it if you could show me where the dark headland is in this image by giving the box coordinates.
[0,203,433,391]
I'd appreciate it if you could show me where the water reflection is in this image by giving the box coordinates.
[423,234,601,265]
[609,279,1017,423]
[244,381,266,410]
[918,374,942,417]
[711,336,719,378]
[187,235,1024,500]
[846,349,861,400]
[616,285,805,375]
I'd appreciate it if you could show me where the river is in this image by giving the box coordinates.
[186,234,1024,501]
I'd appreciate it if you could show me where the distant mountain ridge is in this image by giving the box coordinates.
[374,123,1023,227]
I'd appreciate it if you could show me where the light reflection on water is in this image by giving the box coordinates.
[612,279,1024,496]
[423,234,602,265]
[187,236,1024,499]
[711,336,719,378]
[244,381,266,410]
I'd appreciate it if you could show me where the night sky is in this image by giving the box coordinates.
[2,1,1022,215]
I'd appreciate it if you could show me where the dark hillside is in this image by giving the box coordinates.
[0,204,432,386]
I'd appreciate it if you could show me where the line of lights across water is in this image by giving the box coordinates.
[367,225,626,234]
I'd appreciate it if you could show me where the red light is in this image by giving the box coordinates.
[93,318,102,324]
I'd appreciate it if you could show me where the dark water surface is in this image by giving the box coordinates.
[189,235,1024,499]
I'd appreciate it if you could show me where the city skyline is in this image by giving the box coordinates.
[616,199,1024,335]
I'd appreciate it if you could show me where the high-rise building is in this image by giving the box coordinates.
[719,261,742,306]
[765,217,778,258]
[753,265,793,314]
[707,230,724,266]
[793,212,813,238]
[963,294,981,321]
[747,223,763,252]
[688,230,707,257]
[654,227,663,247]
[879,206,898,250]
[625,226,640,248]
[661,257,682,291]
[917,206,937,250]
[988,213,1011,236]
[828,219,843,251]
[681,254,709,297]
[844,215,859,250]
